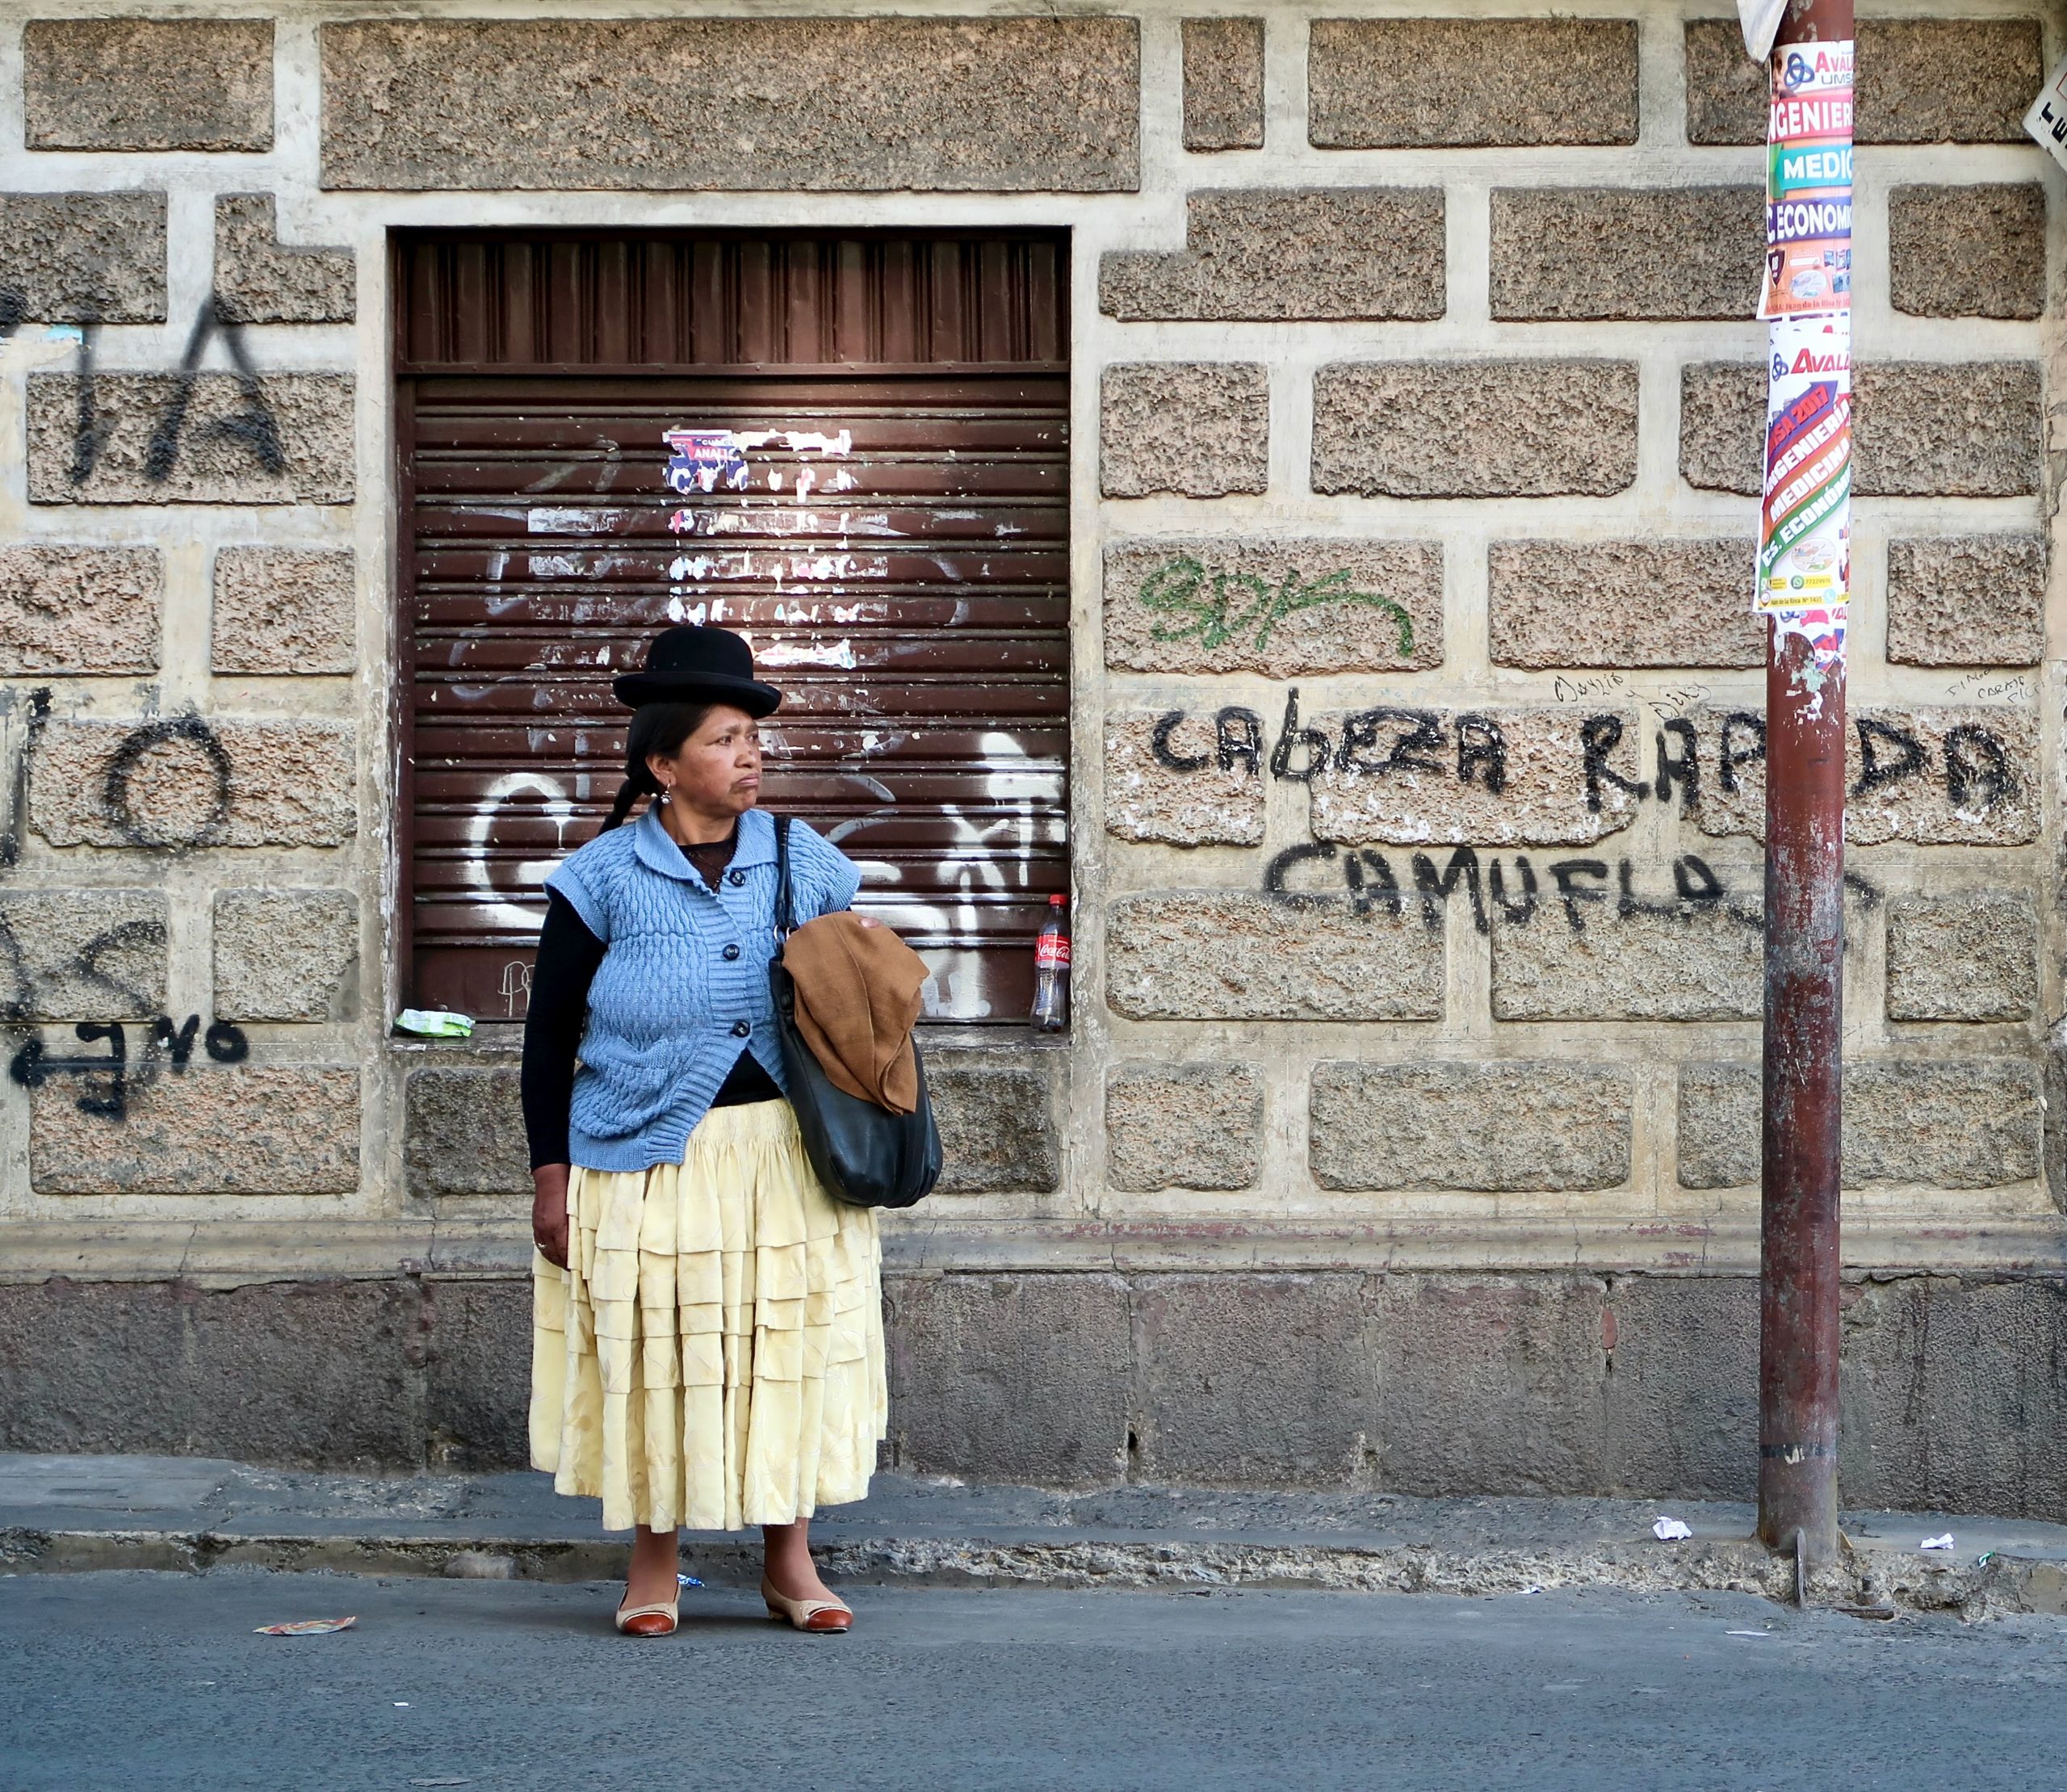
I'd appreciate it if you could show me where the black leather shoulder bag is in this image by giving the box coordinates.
[768,816,943,1210]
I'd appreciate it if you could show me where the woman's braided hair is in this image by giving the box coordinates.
[596,701,714,836]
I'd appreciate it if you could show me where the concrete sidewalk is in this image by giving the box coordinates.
[5,1452,2066,1619]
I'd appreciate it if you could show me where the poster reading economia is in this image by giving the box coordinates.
[1760,40,1853,321]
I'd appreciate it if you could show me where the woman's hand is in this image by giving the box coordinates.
[532,1163,572,1269]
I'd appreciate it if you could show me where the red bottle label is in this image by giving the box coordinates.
[1036,934,1071,970]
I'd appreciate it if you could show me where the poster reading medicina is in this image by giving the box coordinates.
[1755,36,1853,660]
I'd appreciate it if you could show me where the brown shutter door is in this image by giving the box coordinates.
[397,233,1069,1026]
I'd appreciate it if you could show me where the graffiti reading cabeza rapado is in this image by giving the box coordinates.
[1143,690,2015,931]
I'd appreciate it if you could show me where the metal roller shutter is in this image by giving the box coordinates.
[395,233,1070,1026]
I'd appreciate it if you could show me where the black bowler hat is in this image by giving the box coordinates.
[612,624,782,716]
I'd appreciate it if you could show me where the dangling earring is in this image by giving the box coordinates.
[657,785,673,806]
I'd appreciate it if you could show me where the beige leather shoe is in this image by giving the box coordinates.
[761,1575,852,1634]
[614,1592,679,1637]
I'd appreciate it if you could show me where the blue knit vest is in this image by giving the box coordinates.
[544,804,861,1172]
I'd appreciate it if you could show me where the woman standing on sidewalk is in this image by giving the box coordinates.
[522,623,884,1637]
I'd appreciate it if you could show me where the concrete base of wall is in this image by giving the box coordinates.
[4,1270,2065,1519]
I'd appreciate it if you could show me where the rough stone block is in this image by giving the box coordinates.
[0,546,161,675]
[1488,539,1761,669]
[1307,705,1644,849]
[884,1273,1131,1486]
[1886,892,2037,1024]
[212,889,358,1023]
[1838,1277,2067,1519]
[423,1280,530,1468]
[212,546,356,675]
[1108,892,1443,1022]
[1105,711,1262,847]
[1101,188,1443,321]
[1101,363,1268,498]
[1106,1063,1263,1191]
[929,1061,1059,1194]
[24,19,274,152]
[27,372,355,506]
[1679,361,2041,498]
[1492,896,1763,1022]
[1602,1276,1758,1501]
[0,1281,191,1455]
[1858,363,2044,498]
[1675,361,1764,494]
[1104,535,1440,677]
[0,889,167,1022]
[0,1278,423,1467]
[1885,536,2046,668]
[1674,1064,1759,1190]
[31,1065,361,1195]
[1376,1276,1609,1495]
[1677,1059,2042,1190]
[1889,184,2045,320]
[1686,19,2041,146]
[1313,360,1637,498]
[30,719,358,850]
[1311,1061,1632,1193]
[1681,20,1770,147]
[0,192,166,324]
[1182,19,1265,151]
[1310,19,1636,147]
[1693,704,2038,847]
[1490,186,1761,321]
[214,195,356,326]
[321,18,1138,191]
[1134,1274,1377,1484]
[405,1067,530,1199]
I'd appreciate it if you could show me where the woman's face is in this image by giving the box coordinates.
[650,704,763,820]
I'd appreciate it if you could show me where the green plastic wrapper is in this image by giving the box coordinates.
[395,1009,475,1038]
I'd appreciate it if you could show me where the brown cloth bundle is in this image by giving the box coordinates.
[780,911,925,1114]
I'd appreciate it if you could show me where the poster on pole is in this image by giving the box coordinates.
[1755,37,1853,665]
[1756,315,1850,655]
[1759,40,1853,321]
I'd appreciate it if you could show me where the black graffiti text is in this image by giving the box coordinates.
[8,1015,249,1122]
[1261,844,1880,934]
[1148,700,2018,820]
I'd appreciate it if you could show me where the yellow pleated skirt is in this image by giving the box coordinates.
[528,1098,886,1534]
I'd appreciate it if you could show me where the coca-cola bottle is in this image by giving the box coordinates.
[1031,893,1070,1032]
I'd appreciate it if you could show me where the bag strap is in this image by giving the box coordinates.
[773,813,795,939]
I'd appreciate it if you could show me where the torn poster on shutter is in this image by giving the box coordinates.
[665,429,751,494]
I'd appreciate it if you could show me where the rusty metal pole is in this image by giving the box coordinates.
[1756,0,1854,1569]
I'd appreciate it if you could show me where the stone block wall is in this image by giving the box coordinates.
[0,2,2061,1508]
[1084,2,2061,1306]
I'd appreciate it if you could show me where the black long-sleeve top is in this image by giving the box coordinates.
[520,887,782,1171]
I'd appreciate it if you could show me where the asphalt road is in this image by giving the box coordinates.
[4,1571,2065,1791]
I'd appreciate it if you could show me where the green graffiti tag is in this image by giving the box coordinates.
[1134,556,1416,657]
